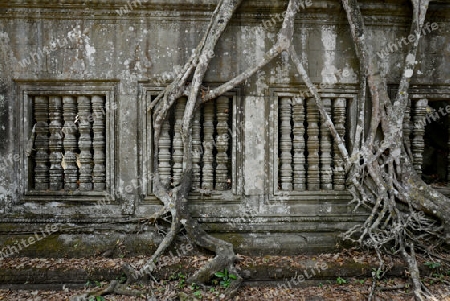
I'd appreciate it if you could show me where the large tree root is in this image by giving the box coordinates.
[288,2,448,301]
[337,0,449,300]
[182,213,243,297]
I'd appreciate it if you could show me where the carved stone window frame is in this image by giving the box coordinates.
[268,86,358,202]
[17,80,118,202]
[139,84,243,202]
[389,85,450,186]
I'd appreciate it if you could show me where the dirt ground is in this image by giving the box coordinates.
[0,251,448,300]
[0,280,449,301]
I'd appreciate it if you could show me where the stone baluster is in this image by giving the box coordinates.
[202,101,214,190]
[320,98,332,190]
[215,96,230,190]
[293,97,306,191]
[333,97,347,190]
[62,96,78,190]
[192,110,202,190]
[48,96,63,190]
[306,98,320,190]
[92,95,106,191]
[34,96,49,190]
[280,97,292,190]
[159,117,172,188]
[172,97,186,186]
[412,98,428,175]
[77,96,93,190]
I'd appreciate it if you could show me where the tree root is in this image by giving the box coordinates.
[181,204,243,299]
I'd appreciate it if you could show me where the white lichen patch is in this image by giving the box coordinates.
[321,26,337,85]
[405,53,415,64]
[404,69,414,78]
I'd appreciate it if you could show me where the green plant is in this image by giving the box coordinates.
[336,276,347,285]
[429,272,446,284]
[178,276,186,288]
[318,282,323,288]
[425,261,442,269]
[85,280,103,288]
[116,273,127,284]
[214,268,237,288]
[169,272,186,280]
[372,268,382,280]
[168,272,187,288]
[191,283,200,290]
[193,290,202,299]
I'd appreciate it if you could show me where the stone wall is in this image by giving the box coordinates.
[0,0,448,256]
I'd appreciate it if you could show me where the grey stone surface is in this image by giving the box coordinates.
[0,0,448,255]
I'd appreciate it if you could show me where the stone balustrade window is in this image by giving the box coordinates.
[18,82,117,199]
[30,95,106,191]
[158,96,233,190]
[268,86,450,199]
[142,87,243,197]
[403,96,450,184]
[277,96,348,191]
[269,88,357,199]
[388,86,450,186]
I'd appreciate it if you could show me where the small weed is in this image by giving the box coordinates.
[214,268,238,288]
[372,268,382,279]
[429,272,446,284]
[168,272,187,288]
[191,283,200,290]
[178,278,186,288]
[116,273,127,284]
[85,280,103,288]
[193,290,202,299]
[425,261,442,269]
[336,277,347,285]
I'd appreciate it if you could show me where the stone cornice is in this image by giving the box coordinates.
[0,1,447,29]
